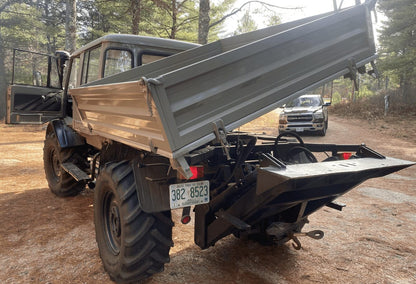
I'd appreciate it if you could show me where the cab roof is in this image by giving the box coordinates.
[71,34,200,57]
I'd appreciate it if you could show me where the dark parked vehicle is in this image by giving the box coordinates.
[279,94,330,136]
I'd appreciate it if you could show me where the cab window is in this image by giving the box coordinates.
[68,56,80,89]
[140,53,169,65]
[12,49,61,89]
[81,45,101,84]
[104,49,133,77]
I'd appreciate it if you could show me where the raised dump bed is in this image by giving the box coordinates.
[70,3,377,176]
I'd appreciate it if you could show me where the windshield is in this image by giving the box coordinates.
[287,96,322,107]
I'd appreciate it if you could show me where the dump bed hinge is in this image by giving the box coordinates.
[170,156,193,180]
[368,61,379,78]
[212,120,231,160]
[345,58,359,90]
[140,77,154,117]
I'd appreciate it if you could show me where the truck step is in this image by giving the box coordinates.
[61,162,90,182]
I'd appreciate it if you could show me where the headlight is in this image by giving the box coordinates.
[313,111,324,122]
[279,113,287,123]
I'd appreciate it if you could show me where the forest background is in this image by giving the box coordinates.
[0,0,415,120]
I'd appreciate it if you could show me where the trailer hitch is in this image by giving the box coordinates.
[289,230,324,250]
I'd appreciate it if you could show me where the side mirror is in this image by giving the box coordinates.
[55,50,70,88]
[33,70,42,86]
[323,102,331,107]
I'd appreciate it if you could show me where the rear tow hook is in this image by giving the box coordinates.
[289,230,324,250]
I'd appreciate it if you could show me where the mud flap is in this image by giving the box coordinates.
[132,161,176,213]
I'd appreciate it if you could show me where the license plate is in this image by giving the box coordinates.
[296,127,304,132]
[169,180,210,209]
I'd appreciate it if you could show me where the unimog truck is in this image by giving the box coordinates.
[6,1,415,283]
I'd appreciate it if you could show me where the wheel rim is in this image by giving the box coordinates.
[103,191,121,255]
[50,148,61,182]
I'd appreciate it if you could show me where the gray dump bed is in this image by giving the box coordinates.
[70,3,376,175]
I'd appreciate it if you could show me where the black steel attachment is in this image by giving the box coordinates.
[326,201,346,211]
[290,230,325,250]
[265,221,324,250]
[260,153,286,169]
[215,210,251,230]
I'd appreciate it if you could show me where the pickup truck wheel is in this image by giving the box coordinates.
[318,123,327,136]
[43,132,86,197]
[94,161,173,283]
[274,132,305,161]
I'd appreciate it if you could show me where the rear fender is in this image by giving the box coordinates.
[46,119,85,148]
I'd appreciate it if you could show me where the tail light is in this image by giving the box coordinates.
[179,165,204,180]
[341,153,352,160]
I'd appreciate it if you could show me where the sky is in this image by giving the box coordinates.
[220,0,382,38]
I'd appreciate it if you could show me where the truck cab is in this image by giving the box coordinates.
[6,34,199,124]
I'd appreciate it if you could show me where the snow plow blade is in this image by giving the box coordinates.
[257,157,414,198]
[196,156,414,249]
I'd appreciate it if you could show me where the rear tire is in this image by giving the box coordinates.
[94,161,173,283]
[43,131,86,197]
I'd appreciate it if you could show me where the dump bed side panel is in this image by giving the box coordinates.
[70,81,174,158]
[149,4,375,158]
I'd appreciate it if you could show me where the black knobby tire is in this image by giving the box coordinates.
[318,120,328,136]
[43,131,86,197]
[94,161,173,283]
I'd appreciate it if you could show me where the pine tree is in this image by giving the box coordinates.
[378,0,416,102]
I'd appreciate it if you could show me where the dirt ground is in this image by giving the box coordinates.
[0,114,415,284]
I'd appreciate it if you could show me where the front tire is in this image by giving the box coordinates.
[43,131,86,197]
[94,161,173,283]
[318,122,327,136]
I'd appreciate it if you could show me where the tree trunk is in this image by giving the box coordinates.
[0,33,6,120]
[170,0,177,39]
[0,1,13,120]
[131,0,141,35]
[403,79,414,103]
[198,0,210,44]
[65,0,77,53]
